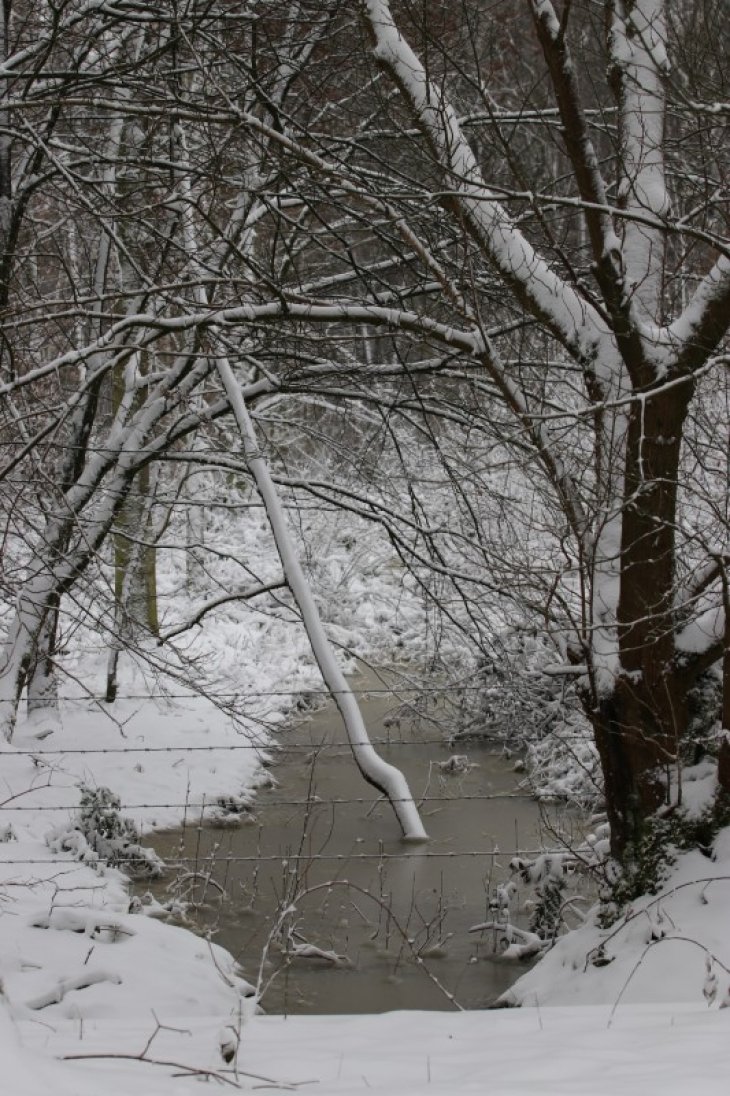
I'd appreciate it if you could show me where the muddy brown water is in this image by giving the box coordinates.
[142,668,570,1014]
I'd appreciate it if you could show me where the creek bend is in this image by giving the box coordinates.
[141,668,562,1014]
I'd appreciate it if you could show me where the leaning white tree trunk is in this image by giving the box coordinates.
[171,107,427,842]
[216,358,428,842]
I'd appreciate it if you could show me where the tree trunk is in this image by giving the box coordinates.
[594,673,688,856]
[26,593,60,725]
[216,354,428,842]
[0,569,56,740]
[106,464,158,703]
[112,468,158,634]
[718,579,730,796]
[595,380,694,858]
[184,464,207,592]
[0,0,12,311]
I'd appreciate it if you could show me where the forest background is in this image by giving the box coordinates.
[0,0,729,1089]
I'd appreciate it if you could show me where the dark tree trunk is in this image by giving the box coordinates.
[0,0,11,304]
[719,585,730,796]
[594,674,689,858]
[595,380,695,859]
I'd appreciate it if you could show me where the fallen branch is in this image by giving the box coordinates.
[30,907,134,939]
[286,930,351,967]
[469,920,544,959]
[25,969,122,1010]
[61,1052,306,1089]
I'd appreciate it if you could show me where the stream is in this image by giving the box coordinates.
[142,667,567,1014]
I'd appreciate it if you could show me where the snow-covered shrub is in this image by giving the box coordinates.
[447,629,601,807]
[528,873,566,941]
[296,504,428,663]
[600,790,730,919]
[525,709,601,808]
[471,878,544,961]
[516,853,573,943]
[685,670,723,765]
[48,785,165,880]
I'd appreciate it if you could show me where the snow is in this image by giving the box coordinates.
[0,816,254,1094]
[2,656,729,1095]
[240,1006,730,1094]
[363,0,613,368]
[675,604,724,655]
[0,485,728,1093]
[4,998,730,1095]
[0,694,265,837]
[505,835,730,1011]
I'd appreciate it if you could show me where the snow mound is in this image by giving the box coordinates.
[504,825,730,1009]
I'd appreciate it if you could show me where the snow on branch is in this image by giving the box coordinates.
[159,580,287,642]
[468,920,544,961]
[0,300,485,405]
[23,969,123,1011]
[675,606,724,659]
[609,0,670,323]
[668,254,730,373]
[529,0,624,299]
[675,558,729,613]
[362,0,610,366]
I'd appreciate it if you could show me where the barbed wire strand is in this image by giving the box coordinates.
[0,734,591,755]
[0,684,555,699]
[0,791,543,811]
[0,848,558,866]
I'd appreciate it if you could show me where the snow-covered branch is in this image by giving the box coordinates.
[668,254,730,373]
[469,919,544,960]
[529,0,623,303]
[675,605,724,660]
[160,581,287,642]
[362,0,611,366]
[609,0,670,324]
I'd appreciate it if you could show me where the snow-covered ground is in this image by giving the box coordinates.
[3,678,729,1095]
[1,510,729,1093]
[6,994,730,1094]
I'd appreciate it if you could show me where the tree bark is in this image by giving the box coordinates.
[718,576,730,795]
[594,378,694,857]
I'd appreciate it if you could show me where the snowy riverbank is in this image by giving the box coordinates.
[3,674,730,1094]
[1,515,729,1091]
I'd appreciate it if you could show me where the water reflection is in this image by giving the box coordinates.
[141,670,571,1014]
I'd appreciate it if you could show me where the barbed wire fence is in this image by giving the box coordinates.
[0,689,592,854]
[0,703,601,1018]
[0,674,597,1011]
